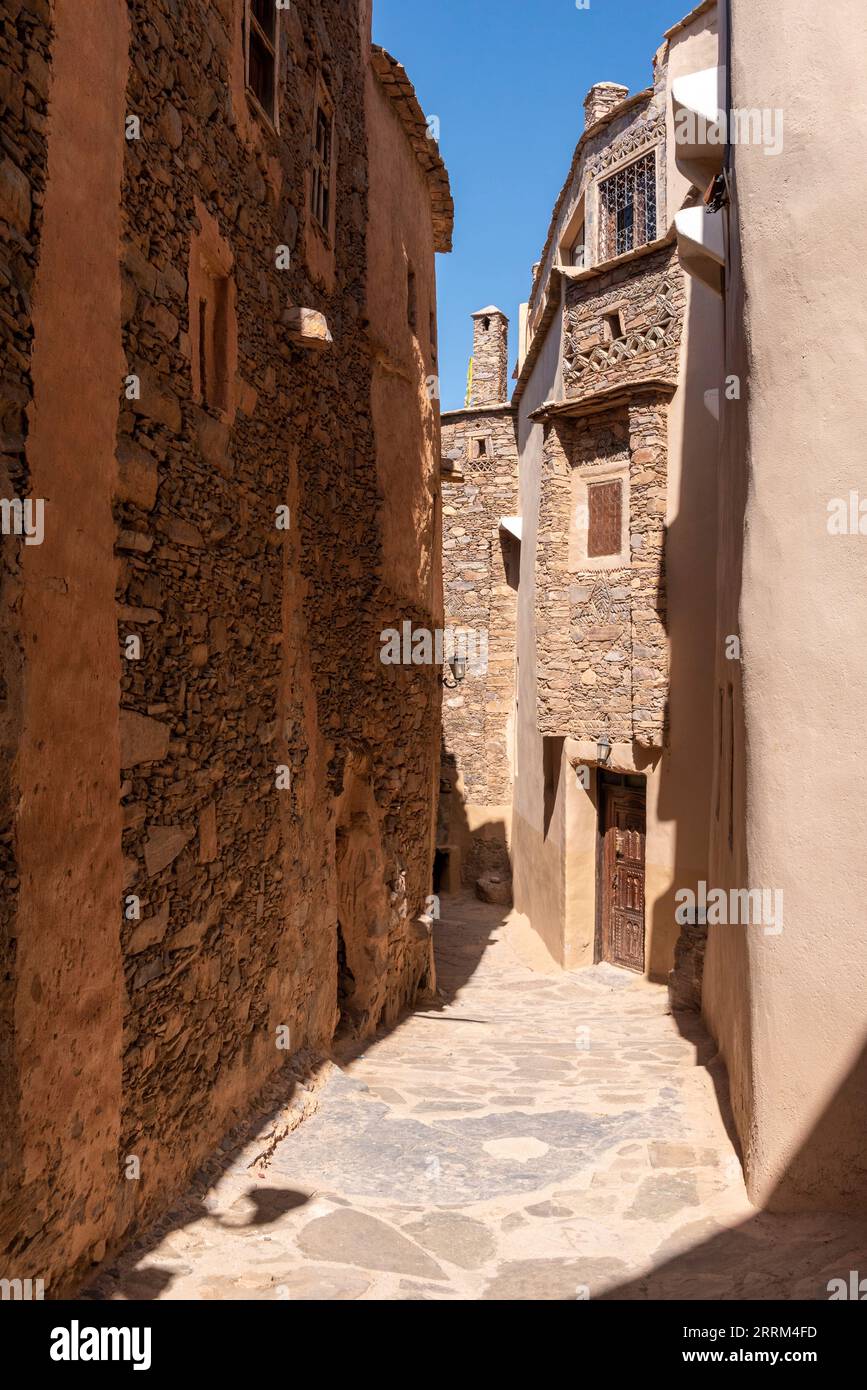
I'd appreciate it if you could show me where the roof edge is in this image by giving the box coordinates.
[370,45,454,254]
[663,0,717,41]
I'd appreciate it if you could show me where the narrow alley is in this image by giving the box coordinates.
[83,897,864,1303]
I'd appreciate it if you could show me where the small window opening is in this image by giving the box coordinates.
[407,266,417,331]
[311,96,333,235]
[482,316,491,331]
[246,0,278,124]
[603,310,623,343]
[197,298,208,400]
[728,684,735,851]
[715,687,723,821]
[198,274,230,413]
[570,222,586,268]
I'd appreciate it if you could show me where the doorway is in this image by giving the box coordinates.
[597,771,646,973]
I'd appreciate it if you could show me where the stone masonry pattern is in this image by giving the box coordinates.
[114,0,440,1261]
[0,0,447,1294]
[563,246,685,404]
[534,247,683,749]
[0,0,52,1252]
[440,408,518,817]
[536,395,671,747]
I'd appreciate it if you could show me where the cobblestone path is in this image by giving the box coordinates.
[86,896,865,1301]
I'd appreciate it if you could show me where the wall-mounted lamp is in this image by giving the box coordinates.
[443,654,467,689]
[596,734,612,766]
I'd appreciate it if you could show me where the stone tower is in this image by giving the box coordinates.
[440,308,518,897]
[468,306,509,406]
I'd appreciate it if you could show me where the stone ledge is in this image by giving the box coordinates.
[283,307,333,352]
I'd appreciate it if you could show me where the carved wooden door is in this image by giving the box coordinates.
[601,786,646,972]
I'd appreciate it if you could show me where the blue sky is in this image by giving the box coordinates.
[372,0,692,410]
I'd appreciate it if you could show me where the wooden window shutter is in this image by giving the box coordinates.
[587,479,622,558]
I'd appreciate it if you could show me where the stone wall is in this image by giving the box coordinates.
[0,0,448,1295]
[534,247,683,751]
[583,81,629,131]
[0,0,53,1263]
[468,308,509,408]
[440,398,517,886]
[535,393,672,748]
[563,245,684,404]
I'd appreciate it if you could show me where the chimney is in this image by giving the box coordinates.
[583,82,629,130]
[468,307,509,407]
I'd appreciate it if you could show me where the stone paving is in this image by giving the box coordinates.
[85,896,867,1301]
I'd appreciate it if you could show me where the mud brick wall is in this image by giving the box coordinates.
[0,0,445,1294]
[0,0,52,1262]
[115,0,440,1242]
[440,404,517,882]
[535,393,671,747]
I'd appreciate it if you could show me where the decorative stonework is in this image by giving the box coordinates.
[566,276,678,382]
[586,111,664,177]
[535,394,671,748]
[563,245,685,404]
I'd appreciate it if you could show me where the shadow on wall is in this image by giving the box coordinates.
[599,1029,867,1299]
[78,889,508,1302]
[437,734,511,898]
[649,269,721,993]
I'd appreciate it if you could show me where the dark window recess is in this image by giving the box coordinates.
[198,276,230,413]
[311,103,332,231]
[715,686,723,820]
[599,152,657,260]
[197,298,208,402]
[251,0,275,40]
[587,479,622,558]
[407,267,417,330]
[603,310,623,343]
[246,0,277,121]
[728,684,735,851]
[542,735,564,840]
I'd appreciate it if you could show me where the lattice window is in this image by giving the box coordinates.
[587,479,622,558]
[598,152,657,262]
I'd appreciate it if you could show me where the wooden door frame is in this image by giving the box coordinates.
[594,770,647,968]
[594,769,605,964]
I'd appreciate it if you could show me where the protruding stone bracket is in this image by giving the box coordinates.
[283,306,333,352]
